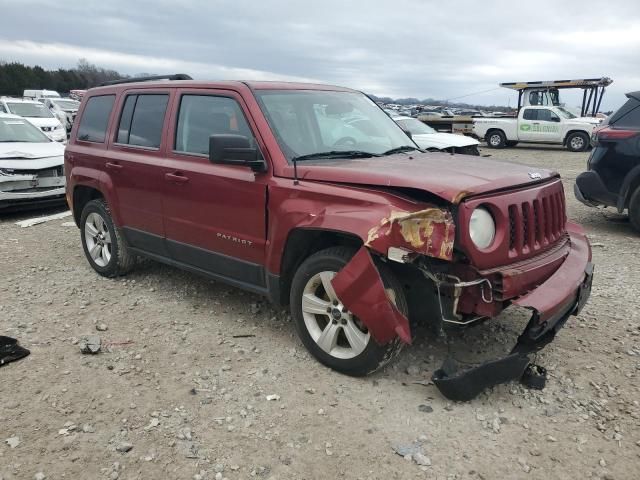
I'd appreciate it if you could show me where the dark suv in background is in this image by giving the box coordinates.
[575,91,640,231]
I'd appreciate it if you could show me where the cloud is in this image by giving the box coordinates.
[0,0,638,109]
[0,40,318,83]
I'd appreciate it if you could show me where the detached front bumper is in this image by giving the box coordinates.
[432,223,593,401]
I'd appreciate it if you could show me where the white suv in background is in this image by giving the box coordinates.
[0,97,66,142]
[43,98,80,132]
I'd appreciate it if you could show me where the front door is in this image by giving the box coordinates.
[519,108,562,143]
[161,89,268,289]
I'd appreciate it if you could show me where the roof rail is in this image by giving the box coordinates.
[98,73,193,87]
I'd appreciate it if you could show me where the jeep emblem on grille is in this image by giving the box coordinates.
[528,172,542,180]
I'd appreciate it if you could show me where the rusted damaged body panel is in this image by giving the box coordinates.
[365,208,455,261]
[331,247,412,344]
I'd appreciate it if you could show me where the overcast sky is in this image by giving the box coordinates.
[1,0,639,110]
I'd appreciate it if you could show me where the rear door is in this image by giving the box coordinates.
[161,89,269,289]
[106,90,171,255]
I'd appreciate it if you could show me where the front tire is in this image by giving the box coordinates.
[629,186,640,232]
[566,132,590,152]
[80,199,135,277]
[290,247,407,376]
[486,130,506,148]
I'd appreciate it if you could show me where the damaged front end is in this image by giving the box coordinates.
[0,166,66,209]
[331,204,593,401]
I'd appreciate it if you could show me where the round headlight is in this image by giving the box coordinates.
[469,207,496,249]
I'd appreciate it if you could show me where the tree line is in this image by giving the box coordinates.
[0,59,126,96]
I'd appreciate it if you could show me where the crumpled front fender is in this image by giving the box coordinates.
[330,208,456,346]
[331,247,412,345]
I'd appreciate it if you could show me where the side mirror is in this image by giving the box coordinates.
[551,116,561,122]
[209,134,266,172]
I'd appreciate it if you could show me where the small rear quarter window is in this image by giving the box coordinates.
[77,95,115,143]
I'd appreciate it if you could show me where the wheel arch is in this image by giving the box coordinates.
[563,129,590,146]
[273,228,363,306]
[72,185,105,227]
[617,165,640,212]
[485,128,506,141]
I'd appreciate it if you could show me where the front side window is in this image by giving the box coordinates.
[538,109,559,122]
[77,95,115,143]
[116,94,169,148]
[6,102,54,118]
[175,95,254,155]
[255,90,415,161]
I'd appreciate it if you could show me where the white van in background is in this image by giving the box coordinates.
[23,89,61,102]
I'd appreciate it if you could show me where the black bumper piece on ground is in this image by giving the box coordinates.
[432,263,594,401]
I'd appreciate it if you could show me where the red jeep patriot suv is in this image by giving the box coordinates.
[65,75,593,400]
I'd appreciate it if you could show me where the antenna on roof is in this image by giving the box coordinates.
[98,74,193,87]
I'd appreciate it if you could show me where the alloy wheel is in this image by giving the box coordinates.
[301,271,370,359]
[84,212,112,267]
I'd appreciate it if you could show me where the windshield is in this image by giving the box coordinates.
[395,117,436,135]
[52,100,80,110]
[0,117,51,143]
[7,102,54,118]
[255,90,416,161]
[556,107,577,119]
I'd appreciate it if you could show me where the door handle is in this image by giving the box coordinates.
[165,172,189,184]
[532,122,540,125]
[105,161,123,171]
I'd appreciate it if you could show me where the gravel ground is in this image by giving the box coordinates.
[1,144,639,480]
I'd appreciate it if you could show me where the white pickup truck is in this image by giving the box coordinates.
[473,105,602,152]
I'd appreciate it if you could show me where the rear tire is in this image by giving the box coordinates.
[290,246,407,376]
[566,132,590,152]
[486,130,506,148]
[629,186,640,232]
[80,199,136,277]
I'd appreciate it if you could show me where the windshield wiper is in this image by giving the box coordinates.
[382,145,420,156]
[291,150,381,162]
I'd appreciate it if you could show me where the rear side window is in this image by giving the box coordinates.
[610,98,640,128]
[175,95,253,155]
[116,94,169,148]
[523,109,537,120]
[77,95,115,143]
